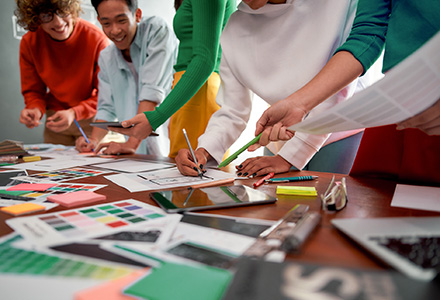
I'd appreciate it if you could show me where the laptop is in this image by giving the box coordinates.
[331,217,440,281]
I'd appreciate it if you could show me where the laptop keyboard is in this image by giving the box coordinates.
[369,235,440,269]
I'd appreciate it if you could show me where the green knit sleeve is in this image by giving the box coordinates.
[335,0,389,75]
[145,0,228,130]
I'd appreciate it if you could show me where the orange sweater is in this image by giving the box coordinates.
[19,18,109,120]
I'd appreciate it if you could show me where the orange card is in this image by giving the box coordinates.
[1,203,46,216]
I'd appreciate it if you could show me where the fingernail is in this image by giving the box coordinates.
[238,164,243,169]
[193,167,198,171]
[237,172,242,176]
[243,172,248,176]
[199,164,203,169]
[252,173,257,177]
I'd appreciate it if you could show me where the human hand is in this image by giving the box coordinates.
[94,141,136,155]
[252,97,308,149]
[235,155,292,177]
[75,136,98,153]
[19,108,42,128]
[396,98,440,135]
[46,109,75,132]
[108,113,153,140]
[175,148,209,176]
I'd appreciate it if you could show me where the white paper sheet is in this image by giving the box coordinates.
[105,167,235,192]
[91,158,175,173]
[290,31,440,134]
[391,184,440,212]
[5,156,114,172]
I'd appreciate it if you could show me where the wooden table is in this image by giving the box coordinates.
[1,155,439,273]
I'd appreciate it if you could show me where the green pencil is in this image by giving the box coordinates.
[218,133,262,168]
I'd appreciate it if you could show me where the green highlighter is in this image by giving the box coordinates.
[218,133,262,168]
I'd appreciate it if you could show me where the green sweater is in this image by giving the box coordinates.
[337,0,440,74]
[145,0,236,130]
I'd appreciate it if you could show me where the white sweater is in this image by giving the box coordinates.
[198,0,376,169]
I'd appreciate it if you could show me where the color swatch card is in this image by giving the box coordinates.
[0,182,106,207]
[0,233,135,280]
[11,167,111,183]
[7,199,168,248]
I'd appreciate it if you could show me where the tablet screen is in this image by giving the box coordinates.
[150,185,276,213]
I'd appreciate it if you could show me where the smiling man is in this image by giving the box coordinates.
[75,0,177,155]
[15,0,109,145]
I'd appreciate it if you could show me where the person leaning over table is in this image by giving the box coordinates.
[252,0,440,185]
[75,0,177,155]
[107,0,236,158]
[174,0,381,177]
[16,0,109,146]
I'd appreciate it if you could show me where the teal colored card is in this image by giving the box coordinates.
[124,262,233,300]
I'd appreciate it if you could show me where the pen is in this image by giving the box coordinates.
[74,119,90,144]
[253,172,275,188]
[182,128,203,179]
[218,133,262,168]
[281,211,321,253]
[265,175,318,183]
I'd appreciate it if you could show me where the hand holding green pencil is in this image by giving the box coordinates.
[218,133,262,168]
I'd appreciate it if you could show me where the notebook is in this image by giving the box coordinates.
[331,217,440,281]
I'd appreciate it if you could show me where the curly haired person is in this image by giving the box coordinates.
[15,0,109,145]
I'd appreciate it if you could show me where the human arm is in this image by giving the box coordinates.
[143,0,228,130]
[18,37,48,122]
[253,0,389,147]
[95,100,157,154]
[253,51,364,147]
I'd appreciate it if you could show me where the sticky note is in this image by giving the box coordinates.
[276,186,318,196]
[47,190,106,207]
[22,156,41,162]
[1,203,46,216]
[7,183,56,191]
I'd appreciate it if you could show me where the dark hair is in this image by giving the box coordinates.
[91,0,138,14]
[174,0,183,11]
[15,0,81,32]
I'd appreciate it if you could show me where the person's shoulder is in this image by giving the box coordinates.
[137,16,173,41]
[139,15,170,30]
[98,42,119,66]
[20,28,45,48]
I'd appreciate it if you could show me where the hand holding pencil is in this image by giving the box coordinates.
[175,129,209,177]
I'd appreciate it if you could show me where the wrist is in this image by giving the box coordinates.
[196,148,211,161]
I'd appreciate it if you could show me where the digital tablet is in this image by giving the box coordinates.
[150,185,277,213]
[90,122,158,136]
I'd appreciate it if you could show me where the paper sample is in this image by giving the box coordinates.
[1,202,46,216]
[290,31,440,134]
[6,199,169,247]
[391,184,440,212]
[91,159,175,173]
[47,191,106,208]
[105,167,235,193]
